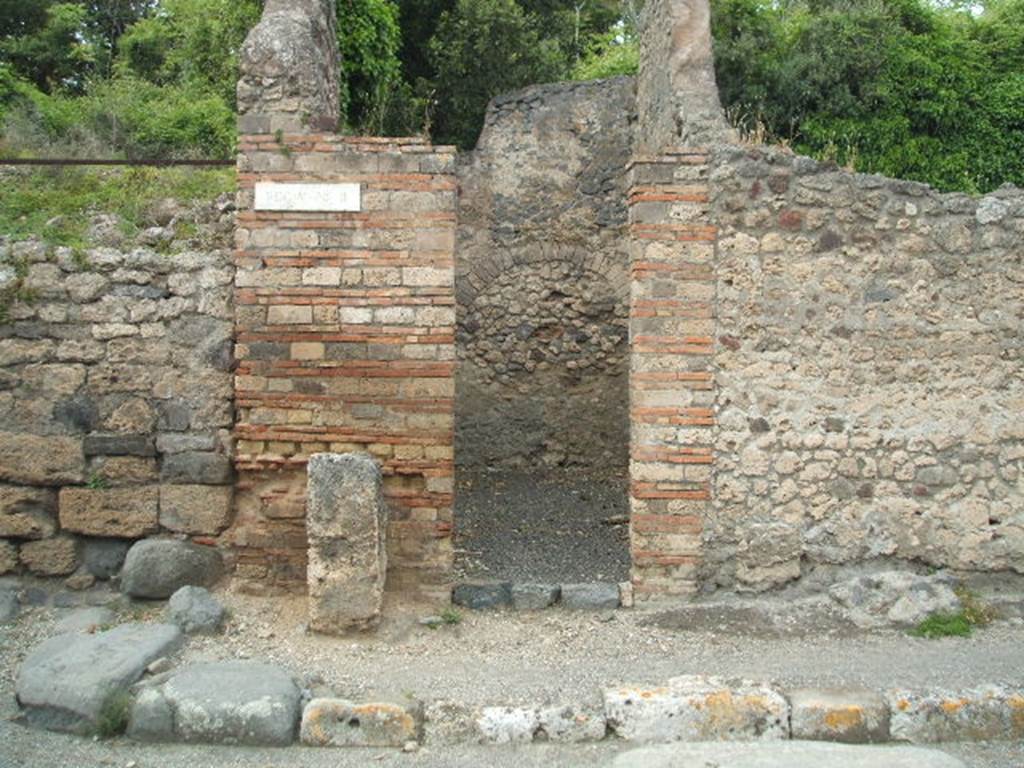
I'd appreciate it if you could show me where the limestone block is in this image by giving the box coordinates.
[0,432,85,486]
[59,487,160,538]
[604,676,790,743]
[888,686,1024,743]
[301,698,423,747]
[20,535,78,576]
[159,484,233,535]
[0,485,57,539]
[306,453,388,633]
[476,705,606,744]
[788,688,890,744]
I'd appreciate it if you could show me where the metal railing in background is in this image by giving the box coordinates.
[0,158,235,167]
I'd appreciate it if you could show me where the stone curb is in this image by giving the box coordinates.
[424,678,1024,748]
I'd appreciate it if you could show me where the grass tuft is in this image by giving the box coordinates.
[910,612,972,639]
[94,689,132,739]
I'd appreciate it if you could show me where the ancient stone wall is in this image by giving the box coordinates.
[456,78,635,469]
[707,147,1024,590]
[230,134,457,600]
[0,205,236,580]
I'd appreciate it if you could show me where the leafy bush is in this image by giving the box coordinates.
[429,0,565,148]
[571,27,639,81]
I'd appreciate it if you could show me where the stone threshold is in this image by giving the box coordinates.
[451,581,628,611]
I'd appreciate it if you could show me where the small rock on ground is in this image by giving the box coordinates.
[120,540,222,599]
[829,572,961,628]
[83,538,131,580]
[167,586,225,634]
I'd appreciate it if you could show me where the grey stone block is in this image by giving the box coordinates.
[452,582,512,610]
[788,688,890,744]
[16,622,182,733]
[83,434,155,458]
[511,583,560,610]
[167,585,225,634]
[306,453,388,633]
[120,539,222,599]
[561,582,620,610]
[157,661,301,745]
[160,451,233,485]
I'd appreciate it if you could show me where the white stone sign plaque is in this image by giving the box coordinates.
[254,182,361,213]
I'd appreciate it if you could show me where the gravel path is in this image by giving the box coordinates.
[454,469,630,583]
[4,587,1021,714]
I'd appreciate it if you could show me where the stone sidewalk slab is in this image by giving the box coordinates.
[612,742,967,768]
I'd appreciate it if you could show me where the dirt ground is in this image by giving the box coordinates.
[454,469,631,584]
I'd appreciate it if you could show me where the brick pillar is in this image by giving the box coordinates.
[627,149,716,599]
[230,135,456,601]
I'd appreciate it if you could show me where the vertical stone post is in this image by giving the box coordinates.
[306,453,387,632]
[628,0,728,599]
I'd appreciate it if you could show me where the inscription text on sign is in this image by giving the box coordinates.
[254,182,361,213]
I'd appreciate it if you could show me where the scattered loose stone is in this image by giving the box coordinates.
[604,676,790,743]
[129,661,302,745]
[54,607,115,634]
[146,657,172,675]
[300,698,424,747]
[166,585,225,634]
[120,539,222,599]
[561,582,620,610]
[788,688,890,744]
[829,572,961,628]
[452,582,512,610]
[618,581,634,609]
[16,622,182,733]
[419,615,444,628]
[511,583,560,610]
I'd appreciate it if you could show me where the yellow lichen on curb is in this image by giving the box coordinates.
[823,705,864,731]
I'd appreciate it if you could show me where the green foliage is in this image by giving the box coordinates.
[1,3,94,93]
[571,25,638,80]
[429,0,565,147]
[0,165,234,248]
[116,0,261,107]
[440,607,462,625]
[711,0,1024,192]
[910,612,973,638]
[94,689,132,739]
[0,253,34,325]
[910,586,998,639]
[337,0,411,134]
